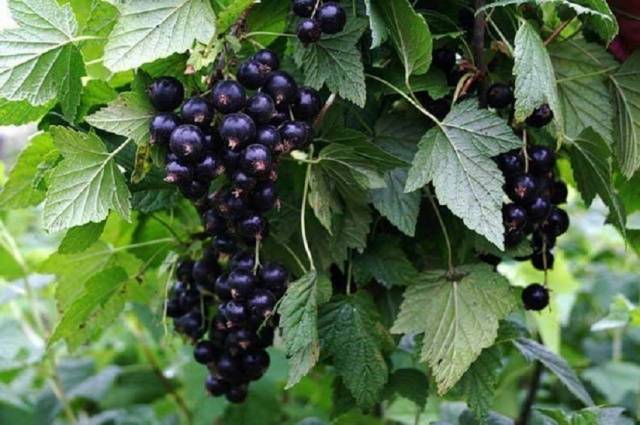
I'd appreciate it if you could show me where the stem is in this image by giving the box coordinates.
[346,251,353,295]
[544,19,573,46]
[253,238,261,274]
[515,361,544,425]
[273,237,308,274]
[244,31,296,38]
[487,15,515,56]
[612,328,623,362]
[473,0,488,107]
[522,130,530,174]
[314,92,337,128]
[300,145,316,271]
[150,214,186,245]
[425,187,454,276]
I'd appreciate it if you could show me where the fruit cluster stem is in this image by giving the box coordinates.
[473,0,488,107]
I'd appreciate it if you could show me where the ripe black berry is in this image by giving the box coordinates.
[225,328,256,352]
[214,233,237,254]
[228,269,256,299]
[164,161,193,185]
[222,300,248,325]
[253,49,280,72]
[179,180,209,200]
[205,375,228,397]
[165,298,184,318]
[177,259,195,283]
[194,340,217,364]
[522,283,550,311]
[149,113,180,145]
[214,274,232,300]
[542,207,570,236]
[212,80,246,114]
[148,77,184,111]
[192,259,219,288]
[238,213,268,240]
[317,2,347,34]
[294,87,321,121]
[222,148,241,170]
[246,93,276,125]
[241,144,272,176]
[550,181,568,205]
[433,48,456,73]
[260,262,288,287]
[487,83,514,109]
[262,71,298,110]
[230,251,256,271]
[219,113,257,150]
[250,182,278,212]
[496,150,523,176]
[181,97,213,129]
[531,251,554,270]
[169,124,205,163]
[237,59,268,90]
[203,210,225,236]
[248,289,276,319]
[231,170,258,194]
[255,126,281,152]
[195,155,224,182]
[226,384,249,403]
[216,354,245,383]
[527,196,551,220]
[293,0,315,17]
[176,310,205,339]
[279,121,310,152]
[502,203,527,231]
[529,145,556,175]
[270,110,288,126]
[507,174,538,204]
[526,104,554,128]
[532,230,557,251]
[242,350,270,381]
[297,18,322,43]
[505,228,525,247]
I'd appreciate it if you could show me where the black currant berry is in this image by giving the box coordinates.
[526,104,554,128]
[228,269,256,299]
[531,251,554,271]
[279,121,310,152]
[214,274,232,300]
[164,161,193,185]
[195,155,224,182]
[226,384,249,403]
[181,97,213,129]
[212,80,246,114]
[216,191,248,219]
[293,0,315,17]
[179,180,209,200]
[527,196,551,220]
[169,124,205,163]
[297,18,322,43]
[230,251,256,271]
[148,77,184,111]
[250,182,278,212]
[542,207,569,236]
[222,148,241,170]
[529,145,556,175]
[505,228,525,247]
[507,174,538,204]
[149,113,180,145]
[522,283,550,311]
[194,340,217,364]
[237,59,268,90]
[496,150,523,176]
[433,47,456,73]
[532,230,557,252]
[165,297,184,318]
[176,310,205,339]
[177,259,195,283]
[255,326,275,348]
[246,93,276,125]
[294,87,321,121]
[502,203,527,231]
[216,354,245,384]
[270,110,288,126]
[242,350,270,380]
[317,2,347,34]
[192,259,219,288]
[238,213,268,240]
[253,49,280,72]
[262,71,298,110]
[550,181,568,205]
[219,113,257,150]
[241,144,272,176]
[205,375,228,397]
[203,210,225,236]
[487,83,514,109]
[260,262,288,287]
[255,126,281,152]
[225,328,256,352]
[178,287,200,311]
[248,289,276,318]
[222,300,248,325]
[213,233,238,254]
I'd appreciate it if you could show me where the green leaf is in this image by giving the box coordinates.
[49,266,129,350]
[76,79,118,122]
[85,74,155,145]
[245,0,290,47]
[43,126,131,233]
[363,0,387,49]
[103,0,216,72]
[279,271,332,388]
[0,0,85,109]
[372,0,432,83]
[391,264,516,394]
[583,362,640,405]
[372,110,428,162]
[0,218,26,279]
[549,39,617,143]
[513,19,562,130]
[293,19,368,107]
[0,98,52,125]
[405,99,521,249]
[610,51,640,178]
[58,221,106,255]
[590,294,636,331]
[568,128,626,236]
[216,0,253,33]
[383,368,429,408]
[513,337,594,406]
[0,132,58,209]
[454,345,502,421]
[353,235,419,287]
[371,168,421,237]
[318,293,391,410]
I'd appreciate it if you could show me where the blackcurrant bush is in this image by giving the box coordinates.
[293,0,315,17]
[213,233,237,254]
[205,375,228,397]
[195,155,224,182]
[527,196,551,220]
[255,126,281,152]
[149,113,180,145]
[253,49,280,72]
[317,2,347,34]
[550,181,568,205]
[522,283,550,311]
[486,83,514,109]
[297,18,322,43]
[181,97,213,129]
[262,71,298,110]
[237,59,268,90]
[242,350,270,380]
[531,250,554,270]
[238,213,268,240]
[279,121,310,152]
[229,269,256,299]
[246,93,276,125]
[241,144,272,176]
[249,289,276,319]
[225,384,249,403]
[169,124,205,163]
[148,77,184,111]
[496,150,523,176]
[529,145,556,175]
[230,251,256,271]
[526,104,554,128]
[222,300,248,325]
[211,80,246,114]
[433,47,456,73]
[507,174,538,204]
[260,262,288,287]
[294,87,322,121]
[250,182,278,212]
[219,113,257,150]
[194,340,217,364]
[164,161,193,185]
[542,207,569,236]
[502,203,527,231]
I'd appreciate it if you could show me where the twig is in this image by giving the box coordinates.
[544,19,573,46]
[313,92,337,128]
[300,145,316,271]
[473,0,488,107]
[515,361,543,425]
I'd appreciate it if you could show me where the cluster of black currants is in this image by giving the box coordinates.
[147,49,320,403]
[293,0,347,44]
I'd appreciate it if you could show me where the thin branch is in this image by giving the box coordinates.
[300,145,316,271]
[473,0,488,107]
[314,92,337,128]
[515,361,544,425]
[544,19,573,46]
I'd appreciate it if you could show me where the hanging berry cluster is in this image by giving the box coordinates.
[489,94,569,312]
[293,0,347,44]
[146,49,321,403]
